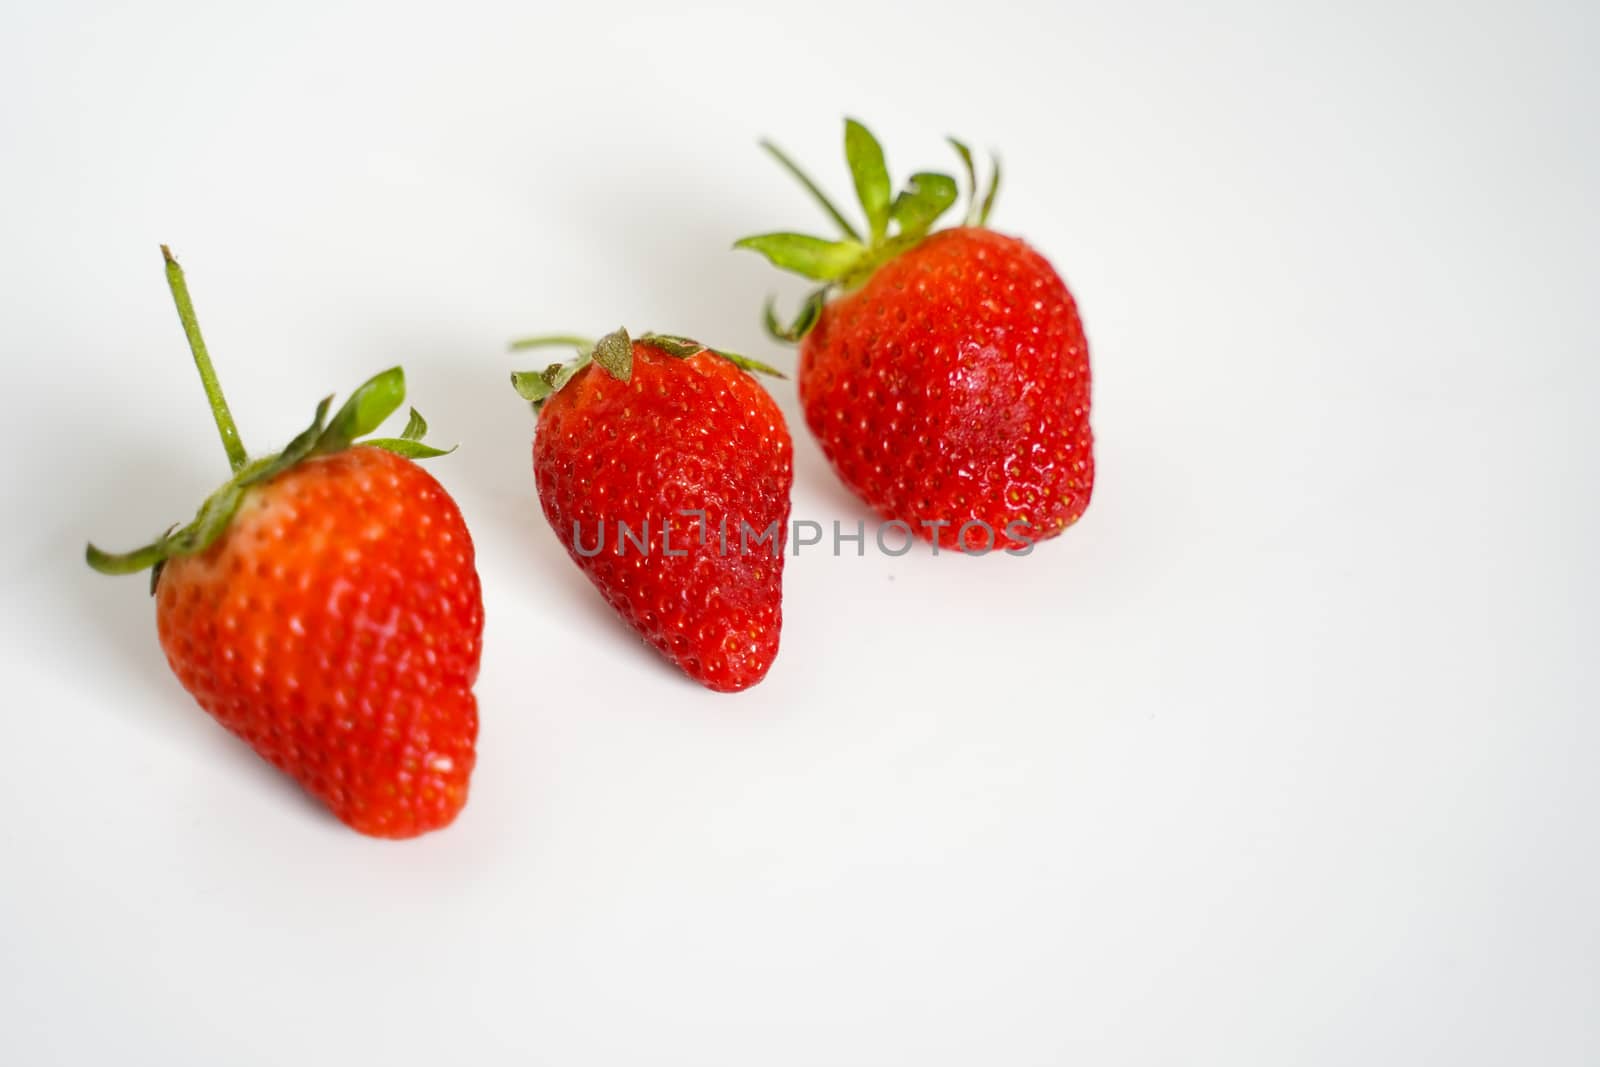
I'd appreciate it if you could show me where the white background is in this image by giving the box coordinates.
[1,1,1594,1063]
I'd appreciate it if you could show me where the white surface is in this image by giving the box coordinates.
[1,1,1595,1063]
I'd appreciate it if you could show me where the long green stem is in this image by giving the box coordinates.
[760,140,863,242]
[162,245,247,472]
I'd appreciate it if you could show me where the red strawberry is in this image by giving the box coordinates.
[737,120,1093,553]
[510,328,792,692]
[88,247,483,839]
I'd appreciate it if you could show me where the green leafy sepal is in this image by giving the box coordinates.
[85,367,453,583]
[509,326,783,410]
[736,118,1001,343]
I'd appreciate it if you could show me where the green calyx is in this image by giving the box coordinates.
[734,119,1001,343]
[508,326,783,408]
[85,248,454,585]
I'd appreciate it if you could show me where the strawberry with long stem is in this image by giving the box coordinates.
[89,248,484,838]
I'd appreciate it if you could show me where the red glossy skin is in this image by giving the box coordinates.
[154,446,483,838]
[798,227,1093,552]
[534,343,793,692]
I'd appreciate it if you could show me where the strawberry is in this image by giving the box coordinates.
[736,119,1093,553]
[510,328,792,692]
[87,247,483,839]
